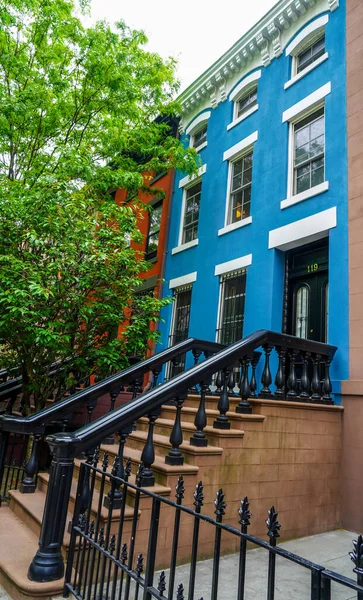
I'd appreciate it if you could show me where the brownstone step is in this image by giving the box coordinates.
[161,403,265,431]
[0,506,64,600]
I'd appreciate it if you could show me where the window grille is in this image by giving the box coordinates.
[217,270,246,345]
[168,285,193,377]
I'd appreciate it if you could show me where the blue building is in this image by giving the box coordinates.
[158,0,347,397]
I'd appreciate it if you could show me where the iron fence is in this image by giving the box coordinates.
[65,453,363,600]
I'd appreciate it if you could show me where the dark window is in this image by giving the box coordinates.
[297,35,325,74]
[294,108,325,195]
[217,271,246,345]
[237,86,258,118]
[192,125,207,148]
[168,285,192,377]
[145,202,162,260]
[182,182,201,244]
[228,152,253,224]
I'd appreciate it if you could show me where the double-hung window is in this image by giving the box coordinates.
[182,182,202,244]
[293,108,325,195]
[145,201,162,260]
[236,86,258,119]
[192,125,207,149]
[217,270,246,345]
[296,35,325,74]
[228,152,253,224]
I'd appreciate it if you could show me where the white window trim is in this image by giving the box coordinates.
[222,132,257,230]
[282,83,331,123]
[223,131,258,162]
[169,271,197,290]
[186,112,211,136]
[218,216,252,237]
[284,52,329,90]
[194,140,208,152]
[285,15,328,57]
[229,70,262,102]
[268,207,336,251]
[179,164,207,189]
[281,181,329,210]
[171,238,199,255]
[227,105,259,131]
[214,254,252,277]
[284,96,328,205]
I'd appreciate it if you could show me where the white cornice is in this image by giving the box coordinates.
[179,0,338,122]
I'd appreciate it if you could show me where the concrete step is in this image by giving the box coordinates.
[0,506,64,600]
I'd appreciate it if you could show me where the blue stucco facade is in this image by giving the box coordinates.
[158,1,348,395]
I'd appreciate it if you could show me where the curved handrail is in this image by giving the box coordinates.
[0,337,224,434]
[44,329,337,453]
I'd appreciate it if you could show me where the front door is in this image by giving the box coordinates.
[287,240,329,343]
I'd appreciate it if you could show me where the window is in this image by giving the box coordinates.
[182,182,201,244]
[228,152,253,224]
[236,86,257,119]
[293,108,325,195]
[217,270,246,345]
[297,35,325,74]
[192,125,207,149]
[145,201,162,260]
[168,285,192,377]
[295,285,309,339]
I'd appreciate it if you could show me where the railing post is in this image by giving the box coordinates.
[299,351,311,401]
[166,396,185,465]
[20,434,42,494]
[0,431,9,506]
[274,346,285,398]
[214,369,231,429]
[190,382,209,447]
[236,357,252,414]
[141,413,158,486]
[286,349,298,399]
[260,344,273,398]
[28,438,77,582]
[311,353,322,403]
[322,358,333,405]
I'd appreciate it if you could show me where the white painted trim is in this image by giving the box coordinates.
[215,279,224,343]
[285,15,329,56]
[227,105,259,131]
[284,53,329,90]
[186,112,211,135]
[281,181,329,209]
[218,216,252,237]
[178,164,207,189]
[171,239,199,255]
[223,131,258,162]
[229,70,262,102]
[268,207,337,251]
[169,271,197,289]
[194,141,208,152]
[214,254,252,276]
[282,83,331,123]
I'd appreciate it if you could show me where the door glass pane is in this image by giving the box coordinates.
[324,282,329,343]
[295,285,309,339]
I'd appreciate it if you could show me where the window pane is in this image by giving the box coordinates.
[311,162,324,187]
[149,204,162,234]
[232,172,242,191]
[295,141,310,166]
[229,152,253,224]
[295,286,309,339]
[243,166,252,185]
[296,165,311,194]
[183,183,201,243]
[237,87,257,117]
[231,191,243,223]
[193,126,207,148]
[294,110,325,194]
[295,126,310,149]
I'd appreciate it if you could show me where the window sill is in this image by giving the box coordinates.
[194,141,208,152]
[171,238,199,255]
[281,181,329,209]
[284,53,329,90]
[227,105,259,131]
[218,216,252,237]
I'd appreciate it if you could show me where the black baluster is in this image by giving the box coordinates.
[349,534,363,600]
[105,535,116,600]
[274,346,285,399]
[189,349,202,393]
[249,352,260,398]
[166,396,185,465]
[158,571,166,596]
[299,351,311,401]
[311,353,322,402]
[103,391,118,445]
[214,369,231,429]
[287,349,298,399]
[168,476,184,599]
[322,358,333,405]
[141,414,158,486]
[124,465,143,600]
[0,432,9,506]
[188,482,204,600]
[110,460,131,600]
[85,397,97,424]
[266,506,281,600]
[237,497,252,600]
[190,382,209,447]
[104,427,131,509]
[134,554,143,600]
[211,489,226,600]
[214,371,223,396]
[227,369,235,395]
[152,368,161,388]
[20,434,41,493]
[260,344,273,397]
[236,357,252,414]
[143,497,161,600]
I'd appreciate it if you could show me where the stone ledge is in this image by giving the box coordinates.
[249,398,344,411]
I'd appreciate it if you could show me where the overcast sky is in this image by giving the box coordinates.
[89,0,278,92]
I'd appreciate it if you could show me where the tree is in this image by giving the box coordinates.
[0,0,198,412]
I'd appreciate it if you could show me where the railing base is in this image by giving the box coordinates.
[28,550,64,583]
[213,420,231,430]
[190,436,208,447]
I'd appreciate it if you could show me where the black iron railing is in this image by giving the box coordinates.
[65,456,363,600]
[0,330,337,584]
